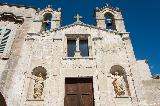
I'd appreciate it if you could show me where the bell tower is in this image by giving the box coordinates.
[28,5,61,34]
[94,4,126,32]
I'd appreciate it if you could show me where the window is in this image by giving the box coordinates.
[0,13,23,59]
[0,29,2,34]
[0,29,11,53]
[79,39,89,57]
[67,35,89,57]
[67,39,76,57]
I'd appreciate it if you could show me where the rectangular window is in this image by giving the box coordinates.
[67,39,76,57]
[66,35,90,58]
[79,39,89,57]
[0,29,2,35]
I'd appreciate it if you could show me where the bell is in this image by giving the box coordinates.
[106,19,112,26]
[107,22,112,26]
[46,22,50,26]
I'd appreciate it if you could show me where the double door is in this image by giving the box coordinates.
[64,78,94,106]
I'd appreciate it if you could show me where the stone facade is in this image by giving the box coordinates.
[0,3,159,106]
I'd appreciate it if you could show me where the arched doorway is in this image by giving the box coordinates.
[0,92,7,106]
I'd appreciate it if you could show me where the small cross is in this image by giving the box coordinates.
[74,14,83,22]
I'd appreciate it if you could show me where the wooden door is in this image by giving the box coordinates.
[64,78,94,106]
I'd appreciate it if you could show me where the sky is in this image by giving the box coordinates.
[1,0,160,74]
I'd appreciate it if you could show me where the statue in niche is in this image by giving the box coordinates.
[112,72,125,97]
[33,73,44,99]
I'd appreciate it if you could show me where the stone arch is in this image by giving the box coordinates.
[104,12,116,30]
[110,65,130,97]
[40,6,55,17]
[32,66,47,80]
[41,10,54,17]
[101,7,119,19]
[0,92,7,106]
[110,65,126,75]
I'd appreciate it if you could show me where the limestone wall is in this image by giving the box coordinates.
[141,79,160,106]
[0,4,36,17]
[0,4,37,104]
[2,24,138,106]
[0,3,158,106]
[0,23,151,106]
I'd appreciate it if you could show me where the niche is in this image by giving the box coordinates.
[27,66,47,100]
[110,65,130,97]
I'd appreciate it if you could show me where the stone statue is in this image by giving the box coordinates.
[112,72,125,97]
[33,73,44,99]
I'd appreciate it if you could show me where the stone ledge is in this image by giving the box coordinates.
[62,57,95,60]
[26,99,44,101]
[114,96,131,98]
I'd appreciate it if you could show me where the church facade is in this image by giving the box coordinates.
[0,3,160,106]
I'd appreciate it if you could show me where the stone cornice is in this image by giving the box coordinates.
[95,3,121,12]
[0,3,37,10]
[54,22,119,34]
[0,12,24,24]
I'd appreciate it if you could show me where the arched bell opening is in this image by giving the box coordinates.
[104,12,116,30]
[42,13,52,31]
[0,92,7,106]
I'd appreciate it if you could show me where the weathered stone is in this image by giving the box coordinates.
[0,3,159,106]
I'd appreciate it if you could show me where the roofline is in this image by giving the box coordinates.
[0,12,24,24]
[95,3,121,12]
[54,22,120,34]
[93,3,121,17]
[0,3,37,10]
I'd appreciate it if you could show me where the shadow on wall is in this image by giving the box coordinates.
[152,74,160,79]
[0,92,7,106]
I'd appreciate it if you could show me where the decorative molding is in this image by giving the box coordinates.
[26,99,44,101]
[27,33,40,36]
[95,3,121,12]
[0,12,24,24]
[92,37,103,41]
[53,38,62,42]
[54,21,119,34]
[25,37,35,41]
[62,57,95,60]
[0,3,37,10]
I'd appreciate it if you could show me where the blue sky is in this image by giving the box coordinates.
[1,0,160,74]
